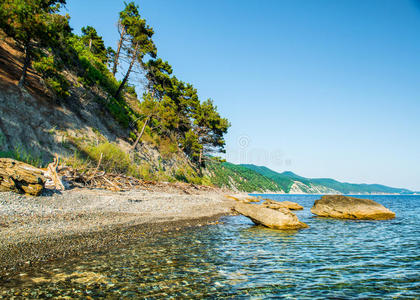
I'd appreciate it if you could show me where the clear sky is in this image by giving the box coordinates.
[63,0,420,191]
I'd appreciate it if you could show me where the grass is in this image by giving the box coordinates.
[0,146,43,167]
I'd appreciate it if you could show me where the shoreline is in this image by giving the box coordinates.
[0,188,236,278]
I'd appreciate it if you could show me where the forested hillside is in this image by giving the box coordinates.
[0,0,229,185]
[240,164,414,194]
[205,160,283,193]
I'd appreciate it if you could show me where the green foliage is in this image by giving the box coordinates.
[81,26,108,63]
[158,137,178,159]
[240,164,295,192]
[85,142,131,173]
[33,53,69,97]
[124,85,137,98]
[240,164,414,194]
[113,1,157,99]
[206,160,283,193]
[0,146,43,167]
[102,97,132,127]
[192,99,230,157]
[0,0,71,86]
[181,130,202,162]
[0,0,232,184]
[71,35,119,95]
[0,0,69,47]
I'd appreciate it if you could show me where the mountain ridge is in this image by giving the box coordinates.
[240,164,414,194]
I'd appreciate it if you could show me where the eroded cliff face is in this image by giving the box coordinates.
[0,36,198,180]
[288,181,339,194]
[1,85,198,176]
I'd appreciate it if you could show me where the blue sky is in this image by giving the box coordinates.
[63,0,420,190]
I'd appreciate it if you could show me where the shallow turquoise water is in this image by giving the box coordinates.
[1,195,419,299]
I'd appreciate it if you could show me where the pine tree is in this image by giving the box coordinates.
[192,99,230,165]
[0,0,69,87]
[112,2,144,76]
[81,26,108,63]
[114,3,156,99]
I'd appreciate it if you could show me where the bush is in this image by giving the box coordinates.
[85,142,131,173]
[159,137,178,159]
[33,54,70,98]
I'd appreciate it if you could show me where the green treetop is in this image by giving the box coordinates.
[81,26,108,63]
[114,2,156,99]
[0,0,70,87]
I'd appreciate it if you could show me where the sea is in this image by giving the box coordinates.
[1,194,419,299]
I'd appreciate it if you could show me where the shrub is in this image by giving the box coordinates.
[33,54,70,98]
[159,137,178,159]
[85,142,131,173]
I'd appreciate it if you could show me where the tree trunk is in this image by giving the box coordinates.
[88,39,92,50]
[131,115,150,151]
[18,38,31,88]
[199,148,203,165]
[114,43,138,99]
[112,26,125,76]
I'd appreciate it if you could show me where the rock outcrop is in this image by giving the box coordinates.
[311,195,395,220]
[262,199,303,210]
[225,195,260,203]
[0,158,46,196]
[234,202,308,229]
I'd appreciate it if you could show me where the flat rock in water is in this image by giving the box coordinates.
[0,158,46,196]
[234,202,308,230]
[225,195,260,203]
[311,195,395,220]
[262,200,303,210]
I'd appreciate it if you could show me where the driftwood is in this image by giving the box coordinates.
[0,153,221,196]
[59,165,144,191]
[44,154,65,191]
[0,158,46,196]
[0,155,66,196]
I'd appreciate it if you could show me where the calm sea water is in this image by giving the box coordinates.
[1,195,419,299]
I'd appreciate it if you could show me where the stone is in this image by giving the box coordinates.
[262,199,303,210]
[0,158,46,196]
[311,195,395,220]
[225,195,260,203]
[234,202,308,229]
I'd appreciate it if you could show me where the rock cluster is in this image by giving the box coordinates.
[311,195,395,220]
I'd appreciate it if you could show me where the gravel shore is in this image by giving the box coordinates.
[0,188,236,277]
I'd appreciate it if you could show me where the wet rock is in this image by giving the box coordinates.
[0,158,46,196]
[262,199,303,210]
[311,195,395,220]
[234,202,308,229]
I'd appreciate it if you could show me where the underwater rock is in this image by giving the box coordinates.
[311,195,395,220]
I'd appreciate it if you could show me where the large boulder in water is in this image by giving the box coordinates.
[262,199,303,210]
[234,202,308,229]
[311,195,395,220]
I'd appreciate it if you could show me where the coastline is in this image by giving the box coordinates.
[0,188,236,278]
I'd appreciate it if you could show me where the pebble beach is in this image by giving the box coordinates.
[0,188,235,277]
